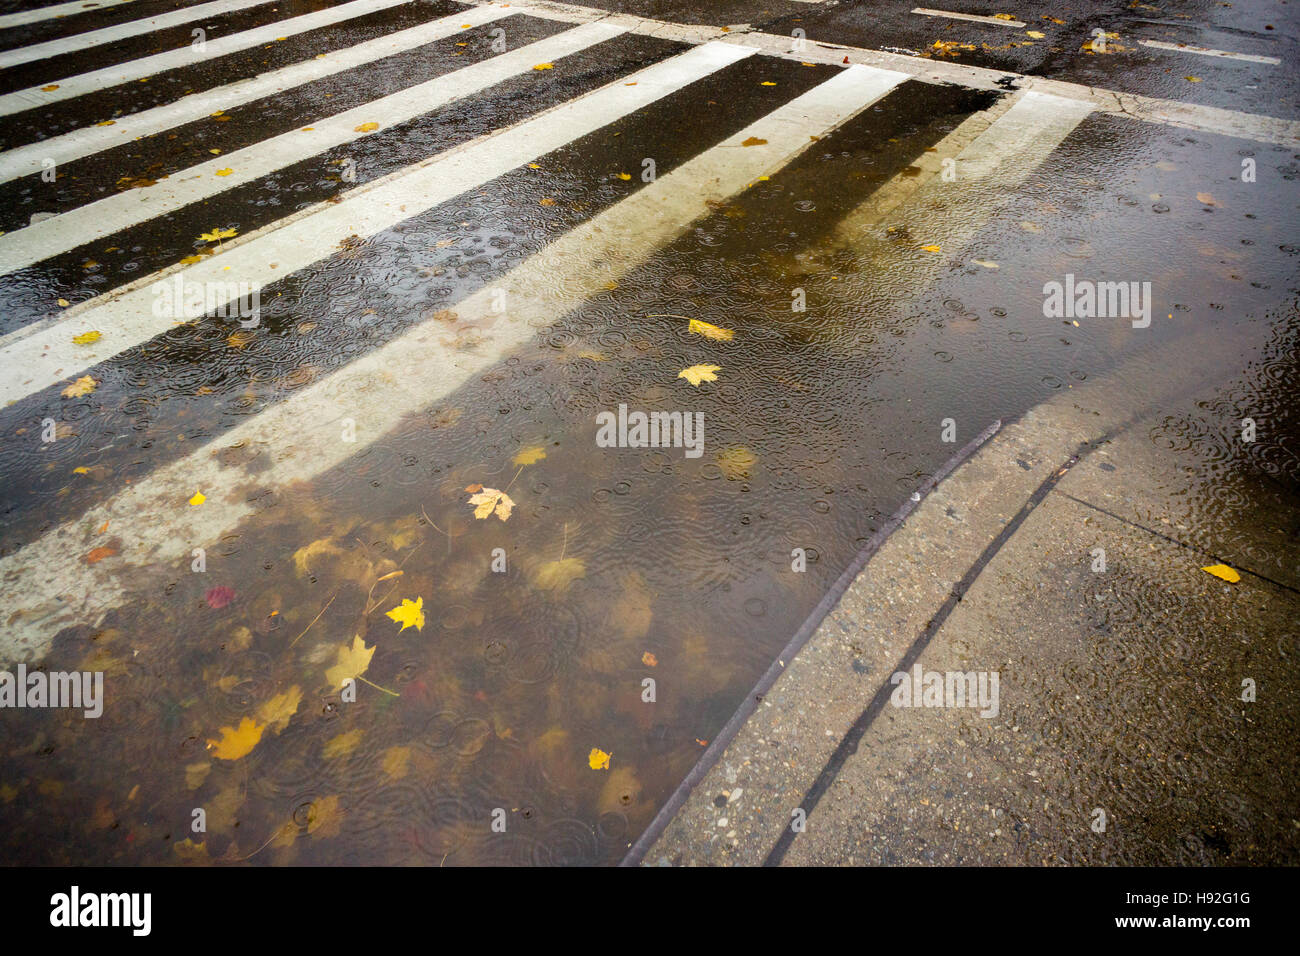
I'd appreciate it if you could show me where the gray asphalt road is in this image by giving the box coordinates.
[0,0,1295,866]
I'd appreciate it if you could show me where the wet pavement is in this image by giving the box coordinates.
[0,0,1296,866]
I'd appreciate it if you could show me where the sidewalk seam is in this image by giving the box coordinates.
[762,433,1112,866]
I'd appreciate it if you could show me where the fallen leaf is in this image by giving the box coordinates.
[513,445,548,466]
[85,547,117,564]
[741,136,768,146]
[72,330,101,344]
[258,685,302,734]
[618,172,631,180]
[716,446,757,480]
[199,227,236,243]
[688,318,735,341]
[972,259,999,269]
[215,167,233,177]
[1202,563,1240,583]
[382,746,411,780]
[325,635,374,688]
[532,557,586,591]
[678,363,721,386]
[41,84,59,92]
[205,585,235,609]
[386,596,425,632]
[588,748,611,770]
[533,62,554,70]
[1026,30,1045,38]
[61,375,98,398]
[207,717,265,760]
[323,729,363,759]
[189,490,206,506]
[539,197,556,206]
[467,487,514,521]
[306,795,343,837]
[642,651,658,667]
[921,244,942,252]
[354,121,380,133]
[1196,192,1217,206]
[1185,75,1202,82]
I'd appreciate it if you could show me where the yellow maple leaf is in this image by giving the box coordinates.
[215,167,233,177]
[258,685,302,734]
[61,375,98,398]
[688,318,735,341]
[325,635,374,688]
[533,62,554,70]
[531,557,586,591]
[466,486,514,521]
[208,716,265,760]
[354,122,380,132]
[189,490,206,506]
[386,596,425,632]
[588,748,611,770]
[72,330,101,345]
[921,244,942,252]
[199,227,237,243]
[513,445,548,466]
[678,363,721,386]
[1202,564,1240,584]
[618,172,631,180]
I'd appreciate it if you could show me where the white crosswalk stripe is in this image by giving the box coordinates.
[0,19,629,275]
[0,0,418,117]
[0,39,754,405]
[0,57,916,663]
[0,6,518,184]
[0,0,283,68]
[0,0,138,31]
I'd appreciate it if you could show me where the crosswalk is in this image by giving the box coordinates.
[0,0,1254,667]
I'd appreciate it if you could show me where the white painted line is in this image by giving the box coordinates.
[0,20,627,275]
[911,7,1025,29]
[0,6,517,185]
[455,0,1300,147]
[1139,39,1280,66]
[0,59,908,665]
[0,0,271,67]
[0,40,757,403]
[0,0,138,31]
[0,0,417,117]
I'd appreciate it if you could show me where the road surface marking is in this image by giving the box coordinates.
[0,59,909,665]
[0,6,518,184]
[911,8,1025,29]
[0,0,139,31]
[1138,39,1281,66]
[446,0,1300,147]
[0,40,756,403]
[0,20,629,275]
[0,0,418,117]
[0,0,276,68]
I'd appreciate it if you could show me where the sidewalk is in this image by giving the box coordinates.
[636,320,1300,865]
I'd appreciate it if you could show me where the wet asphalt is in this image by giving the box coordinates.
[0,0,1295,865]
